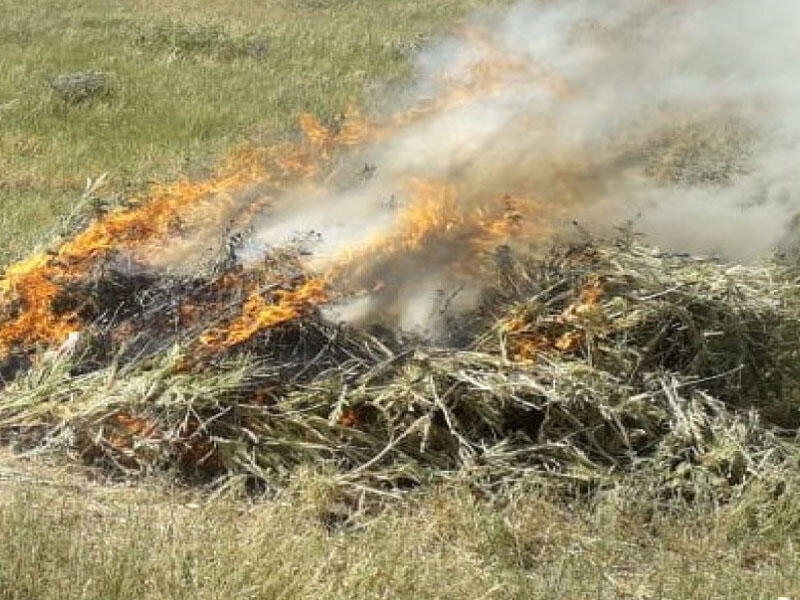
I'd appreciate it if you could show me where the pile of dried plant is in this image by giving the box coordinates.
[0,239,797,502]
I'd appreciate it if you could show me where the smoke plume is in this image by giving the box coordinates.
[241,0,800,332]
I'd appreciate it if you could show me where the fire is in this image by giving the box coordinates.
[505,277,607,361]
[381,180,465,252]
[373,26,569,139]
[0,112,366,356]
[298,105,370,157]
[325,178,550,291]
[0,261,80,353]
[391,180,533,255]
[0,171,259,354]
[111,413,161,441]
[0,31,576,361]
[198,278,328,349]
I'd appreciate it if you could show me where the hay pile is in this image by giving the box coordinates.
[1,240,798,500]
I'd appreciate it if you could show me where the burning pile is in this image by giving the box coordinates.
[0,198,797,500]
[0,108,369,374]
[3,0,800,501]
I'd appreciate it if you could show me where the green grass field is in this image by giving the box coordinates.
[2,1,800,598]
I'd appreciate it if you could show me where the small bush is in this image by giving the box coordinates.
[49,71,113,106]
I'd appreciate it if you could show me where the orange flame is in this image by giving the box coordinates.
[505,277,606,361]
[326,178,549,291]
[0,167,263,353]
[0,112,367,356]
[198,278,328,349]
[0,25,573,358]
[0,32,574,361]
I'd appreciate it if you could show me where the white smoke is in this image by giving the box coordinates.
[245,0,800,331]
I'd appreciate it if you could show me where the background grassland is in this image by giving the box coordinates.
[0,0,507,264]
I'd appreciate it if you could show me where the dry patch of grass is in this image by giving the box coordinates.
[1,455,799,600]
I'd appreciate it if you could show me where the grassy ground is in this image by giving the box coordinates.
[1,456,800,600]
[0,0,505,264]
